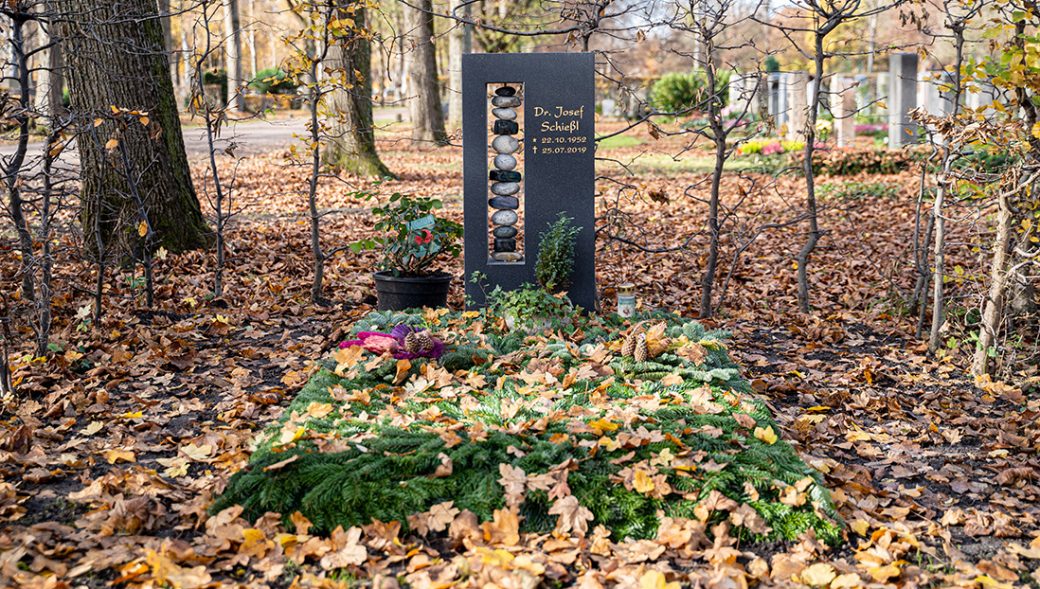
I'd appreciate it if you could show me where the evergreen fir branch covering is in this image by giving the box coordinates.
[213,310,843,546]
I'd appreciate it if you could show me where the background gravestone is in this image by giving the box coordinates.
[888,52,919,147]
[462,53,596,310]
[832,76,856,147]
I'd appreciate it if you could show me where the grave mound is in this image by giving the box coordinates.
[213,310,841,545]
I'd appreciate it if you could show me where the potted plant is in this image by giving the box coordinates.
[352,193,463,310]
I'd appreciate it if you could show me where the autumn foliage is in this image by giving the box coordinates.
[213,310,841,546]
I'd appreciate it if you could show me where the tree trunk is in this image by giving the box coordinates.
[5,13,37,301]
[322,4,392,177]
[157,0,179,101]
[699,27,725,318]
[45,28,64,118]
[447,0,471,129]
[928,181,947,351]
[31,3,65,120]
[268,18,277,68]
[246,0,258,79]
[223,0,245,111]
[972,192,1012,376]
[63,0,209,255]
[796,34,826,313]
[929,26,966,352]
[403,0,447,144]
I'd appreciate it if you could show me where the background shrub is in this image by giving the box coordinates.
[249,67,298,95]
[650,70,730,114]
[203,68,228,101]
[818,180,898,200]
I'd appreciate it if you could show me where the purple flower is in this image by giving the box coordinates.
[390,324,445,360]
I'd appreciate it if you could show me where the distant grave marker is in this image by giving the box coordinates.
[888,52,919,147]
[462,53,596,310]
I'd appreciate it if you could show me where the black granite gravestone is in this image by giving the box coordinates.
[462,52,596,310]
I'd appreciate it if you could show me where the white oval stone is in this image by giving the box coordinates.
[491,209,518,226]
[494,154,517,170]
[492,252,522,263]
[490,182,519,196]
[492,96,521,108]
[492,135,518,154]
[492,108,516,121]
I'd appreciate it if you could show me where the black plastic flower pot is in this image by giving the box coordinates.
[373,271,452,311]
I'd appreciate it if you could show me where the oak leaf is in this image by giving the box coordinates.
[319,526,367,569]
[548,495,593,537]
[799,563,836,587]
[105,449,136,464]
[694,490,737,522]
[632,468,656,494]
[498,463,527,508]
[482,508,520,546]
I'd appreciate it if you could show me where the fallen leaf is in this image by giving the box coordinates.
[548,495,594,537]
[754,426,778,445]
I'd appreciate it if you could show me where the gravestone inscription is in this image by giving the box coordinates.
[462,53,596,310]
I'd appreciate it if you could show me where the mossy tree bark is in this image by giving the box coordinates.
[403,0,447,145]
[322,3,392,177]
[63,0,209,256]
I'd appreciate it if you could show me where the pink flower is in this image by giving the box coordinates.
[414,229,433,245]
[361,335,399,354]
[339,331,400,355]
[762,142,784,155]
[338,326,444,360]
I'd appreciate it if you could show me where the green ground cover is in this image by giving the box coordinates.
[214,310,841,545]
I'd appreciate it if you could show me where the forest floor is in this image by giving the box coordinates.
[1,122,1038,588]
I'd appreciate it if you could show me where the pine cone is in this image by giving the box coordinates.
[621,333,636,357]
[405,330,433,354]
[634,333,648,363]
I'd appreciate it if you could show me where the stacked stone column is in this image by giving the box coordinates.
[489,85,522,262]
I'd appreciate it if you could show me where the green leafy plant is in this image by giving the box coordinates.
[535,214,581,292]
[486,283,573,332]
[248,67,298,95]
[351,194,463,276]
[202,68,228,100]
[649,70,730,114]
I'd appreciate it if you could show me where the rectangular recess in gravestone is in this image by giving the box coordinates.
[462,52,596,310]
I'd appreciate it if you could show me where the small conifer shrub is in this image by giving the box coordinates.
[535,214,581,293]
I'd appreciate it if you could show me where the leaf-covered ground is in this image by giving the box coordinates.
[213,310,840,547]
[1,121,1038,588]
